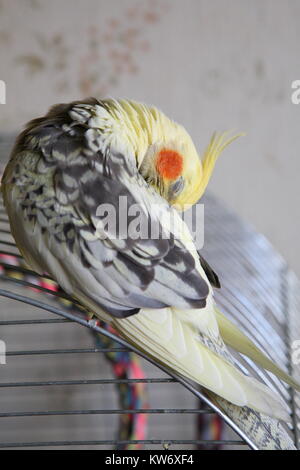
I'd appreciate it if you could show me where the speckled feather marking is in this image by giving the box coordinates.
[2,99,209,318]
[209,396,296,450]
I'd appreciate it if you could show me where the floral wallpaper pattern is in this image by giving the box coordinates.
[9,0,169,97]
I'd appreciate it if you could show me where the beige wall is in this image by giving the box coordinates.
[0,0,299,275]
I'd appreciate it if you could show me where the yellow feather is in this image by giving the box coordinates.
[190,131,245,206]
[215,307,300,391]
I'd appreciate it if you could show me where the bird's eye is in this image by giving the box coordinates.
[169,176,184,197]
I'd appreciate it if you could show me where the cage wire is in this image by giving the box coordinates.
[0,138,299,450]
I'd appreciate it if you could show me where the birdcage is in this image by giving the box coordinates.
[0,137,299,450]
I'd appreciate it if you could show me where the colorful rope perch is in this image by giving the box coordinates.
[196,399,224,450]
[94,328,148,450]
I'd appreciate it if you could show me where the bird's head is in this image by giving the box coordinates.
[105,99,242,211]
[138,130,203,210]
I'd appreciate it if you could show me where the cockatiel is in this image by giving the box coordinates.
[1,98,299,449]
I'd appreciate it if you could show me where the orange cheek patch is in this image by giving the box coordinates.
[155,149,183,180]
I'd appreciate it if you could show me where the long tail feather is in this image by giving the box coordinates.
[215,307,300,391]
[206,391,296,450]
[113,307,290,421]
[113,309,296,449]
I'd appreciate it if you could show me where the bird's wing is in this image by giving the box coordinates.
[5,102,209,318]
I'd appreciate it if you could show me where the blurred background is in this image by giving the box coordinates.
[0,0,300,450]
[0,0,299,275]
